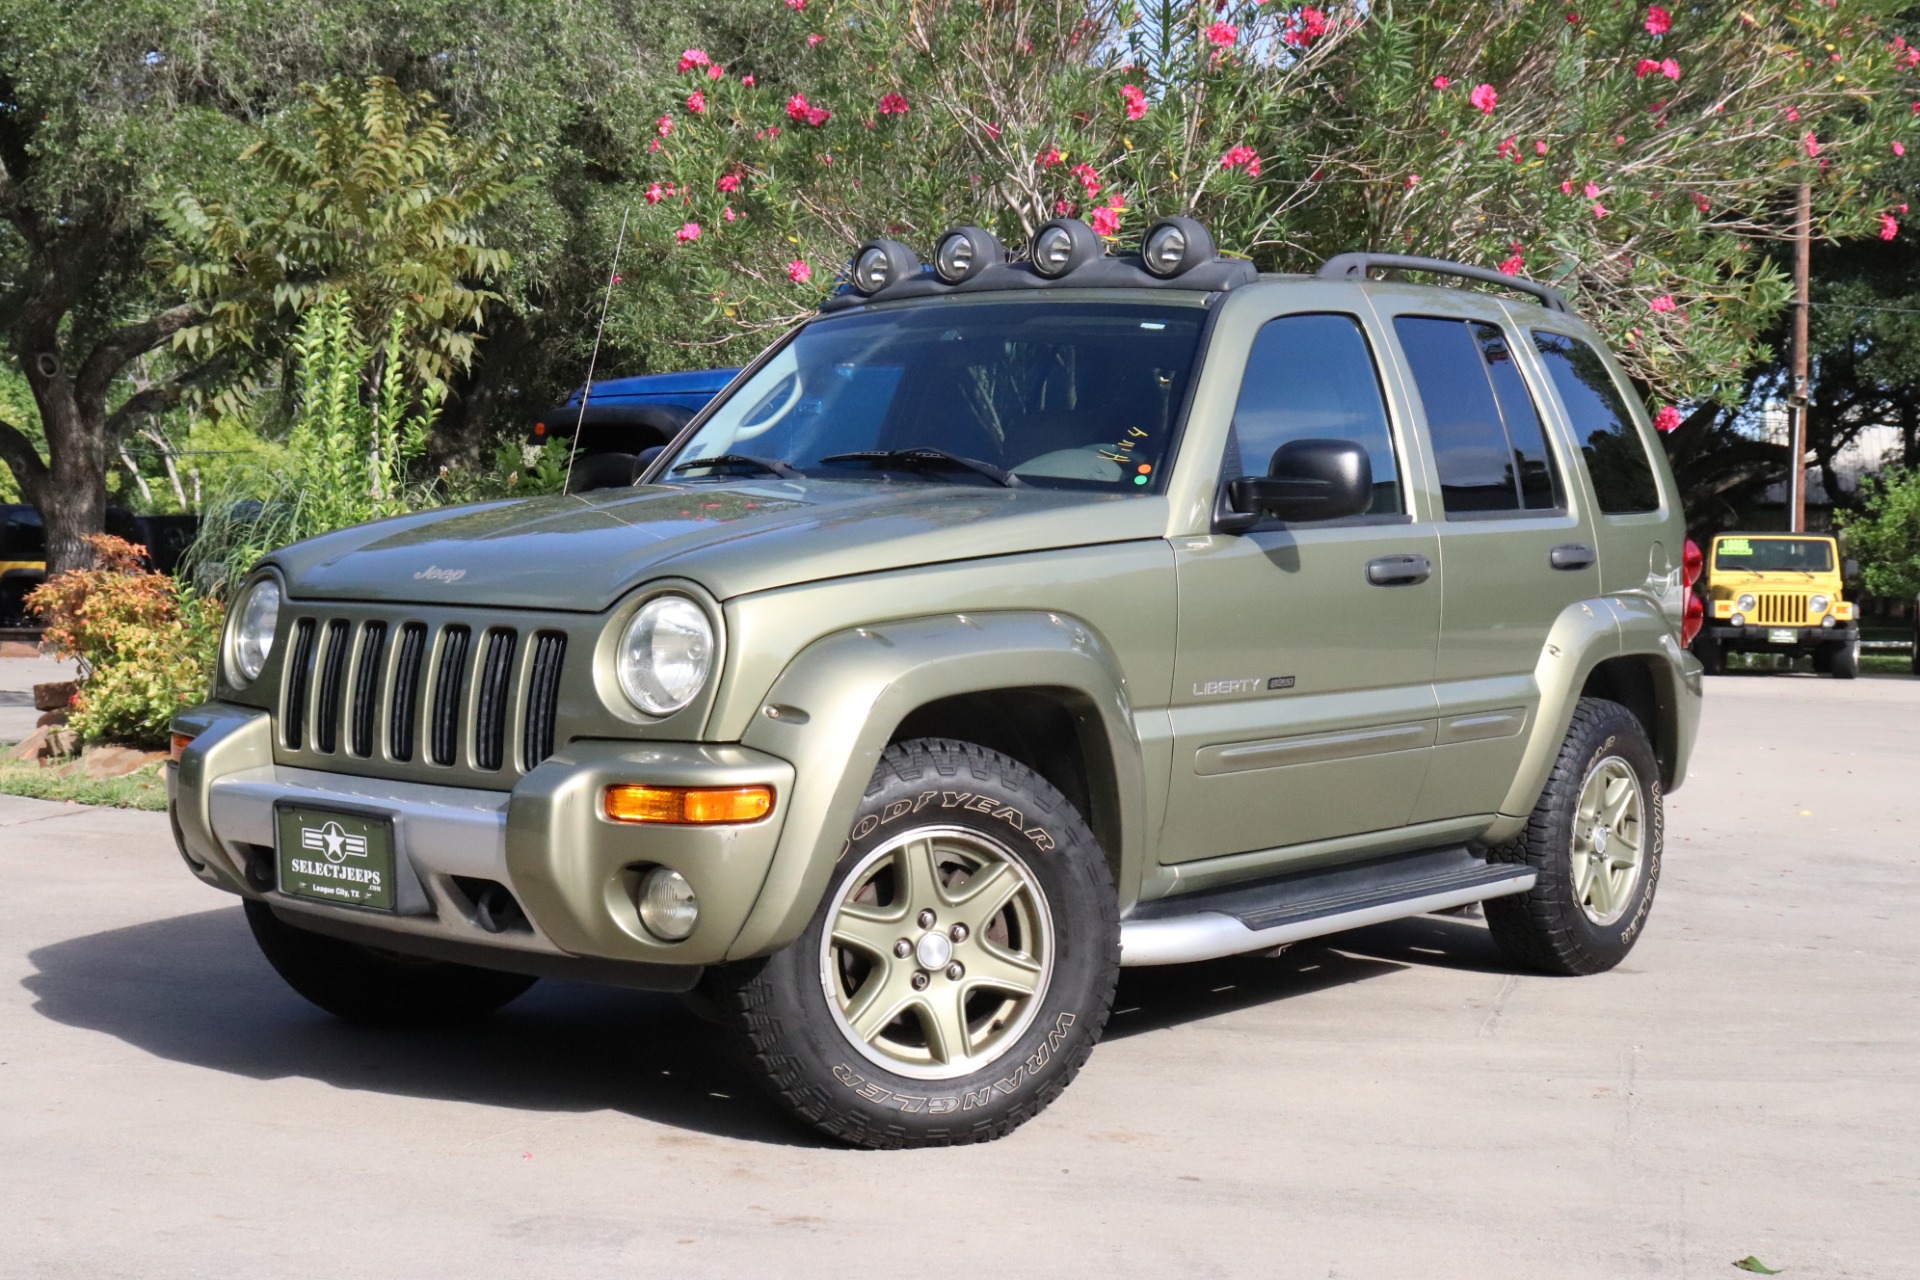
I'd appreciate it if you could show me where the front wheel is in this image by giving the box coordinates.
[244,900,537,1027]
[713,738,1119,1148]
[1691,635,1724,676]
[1827,638,1859,680]
[1485,698,1663,976]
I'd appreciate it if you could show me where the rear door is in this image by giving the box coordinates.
[1370,302,1600,822]
[1162,293,1443,866]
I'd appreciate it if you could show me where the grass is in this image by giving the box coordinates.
[0,759,169,810]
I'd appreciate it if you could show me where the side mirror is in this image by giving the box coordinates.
[1844,557,1859,578]
[1222,439,1373,529]
[632,445,668,485]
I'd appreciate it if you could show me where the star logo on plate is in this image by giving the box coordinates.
[301,820,368,864]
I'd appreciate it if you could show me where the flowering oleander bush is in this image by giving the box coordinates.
[27,536,224,747]
[606,0,1917,407]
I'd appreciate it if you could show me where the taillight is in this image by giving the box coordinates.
[1682,538,1703,587]
[1682,593,1704,647]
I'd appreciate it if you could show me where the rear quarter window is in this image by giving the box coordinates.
[1531,331,1661,514]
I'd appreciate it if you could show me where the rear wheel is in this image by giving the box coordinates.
[1486,698,1663,976]
[714,738,1119,1149]
[244,900,536,1027]
[563,451,636,493]
[1828,638,1859,680]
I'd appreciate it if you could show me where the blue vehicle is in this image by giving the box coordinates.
[533,367,736,492]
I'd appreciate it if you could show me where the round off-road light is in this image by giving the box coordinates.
[1809,593,1831,614]
[638,867,699,940]
[1140,216,1214,278]
[1730,612,1746,628]
[851,239,920,295]
[1029,217,1099,278]
[226,576,281,686]
[1736,593,1758,613]
[934,226,1003,284]
[1822,615,1837,629]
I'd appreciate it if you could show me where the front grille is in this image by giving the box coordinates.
[1755,594,1808,626]
[274,608,571,788]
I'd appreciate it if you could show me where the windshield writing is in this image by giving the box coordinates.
[667,300,1207,491]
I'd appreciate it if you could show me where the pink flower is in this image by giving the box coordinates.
[1881,214,1900,240]
[985,122,1002,139]
[1561,180,1574,194]
[1896,141,1908,156]
[741,74,756,86]
[807,32,824,46]
[1469,83,1498,114]
[1498,253,1525,275]
[707,64,725,80]
[785,94,811,122]
[1433,76,1450,89]
[1693,193,1711,214]
[1055,199,1076,215]
[1406,174,1420,187]
[687,90,707,114]
[1121,83,1148,121]
[787,258,812,283]
[1282,7,1328,48]
[1650,295,1676,313]
[1039,146,1063,167]
[1653,405,1682,433]
[656,115,674,138]
[1805,131,1820,158]
[722,206,737,222]
[1220,144,1261,176]
[1496,135,1520,162]
[786,0,806,9]
[806,106,830,127]
[1583,181,1601,199]
[1535,139,1549,155]
[1072,161,1102,195]
[677,48,710,73]
[1205,21,1238,46]
[878,92,910,115]
[645,182,664,205]
[676,222,702,244]
[1635,58,1660,79]
[1091,204,1123,236]
[1660,58,1681,80]
[1645,5,1671,35]
[716,172,742,193]
[1592,202,1609,218]
[1785,106,1801,122]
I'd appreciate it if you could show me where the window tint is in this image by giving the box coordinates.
[1532,331,1661,514]
[1226,313,1401,516]
[1394,316,1564,516]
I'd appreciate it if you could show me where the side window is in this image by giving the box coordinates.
[1532,331,1661,514]
[1227,313,1402,516]
[1393,316,1565,516]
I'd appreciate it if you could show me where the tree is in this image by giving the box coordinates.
[1840,467,1920,598]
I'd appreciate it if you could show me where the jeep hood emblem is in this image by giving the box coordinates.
[413,565,467,583]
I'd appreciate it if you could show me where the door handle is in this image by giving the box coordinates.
[1366,553,1432,586]
[1550,543,1596,571]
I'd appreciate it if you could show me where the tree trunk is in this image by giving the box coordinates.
[26,372,110,574]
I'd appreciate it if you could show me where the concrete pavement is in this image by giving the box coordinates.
[2,672,1916,1278]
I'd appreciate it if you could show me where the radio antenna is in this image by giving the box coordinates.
[563,202,633,495]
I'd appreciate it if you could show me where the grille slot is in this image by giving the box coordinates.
[313,619,351,754]
[522,631,567,770]
[389,622,428,762]
[349,621,389,758]
[429,625,472,767]
[1756,594,1805,626]
[474,629,518,772]
[282,619,317,750]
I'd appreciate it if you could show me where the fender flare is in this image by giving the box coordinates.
[726,610,1146,959]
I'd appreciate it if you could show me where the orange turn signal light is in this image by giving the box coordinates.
[169,732,195,763]
[605,784,774,825]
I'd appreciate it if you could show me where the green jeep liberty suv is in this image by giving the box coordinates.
[170,218,1704,1148]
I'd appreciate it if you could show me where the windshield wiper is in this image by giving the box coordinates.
[817,448,1021,488]
[669,453,801,479]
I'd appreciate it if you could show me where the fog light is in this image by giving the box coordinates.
[605,784,774,824]
[638,867,699,941]
[934,226,1002,283]
[1028,217,1098,278]
[1822,615,1837,628]
[1140,216,1214,277]
[1730,612,1746,627]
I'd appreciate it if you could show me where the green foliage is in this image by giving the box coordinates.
[0,359,38,504]
[165,76,525,402]
[187,293,441,596]
[1839,466,1920,599]
[0,760,169,811]
[25,536,223,747]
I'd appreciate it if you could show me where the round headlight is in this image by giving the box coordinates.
[637,866,700,941]
[1140,216,1215,278]
[934,225,1003,284]
[1809,593,1831,614]
[227,577,281,686]
[851,239,920,295]
[617,594,715,716]
[1028,217,1098,278]
[1736,593,1758,613]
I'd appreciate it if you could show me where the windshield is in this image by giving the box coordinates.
[1713,536,1835,573]
[665,298,1209,490]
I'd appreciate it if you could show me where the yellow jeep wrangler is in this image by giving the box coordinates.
[1691,532,1858,677]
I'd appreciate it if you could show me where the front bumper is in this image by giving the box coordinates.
[170,703,795,975]
[1703,622,1858,651]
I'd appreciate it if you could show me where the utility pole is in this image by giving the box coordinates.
[1788,184,1812,533]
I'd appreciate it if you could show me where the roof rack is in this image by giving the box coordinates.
[1318,252,1569,313]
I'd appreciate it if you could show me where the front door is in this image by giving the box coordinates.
[1161,304,1442,866]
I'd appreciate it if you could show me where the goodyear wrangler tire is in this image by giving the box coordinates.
[243,900,537,1027]
[714,738,1119,1149]
[1485,697,1663,977]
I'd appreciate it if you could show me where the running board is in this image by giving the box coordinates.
[1119,846,1535,967]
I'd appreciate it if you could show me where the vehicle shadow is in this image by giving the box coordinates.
[24,903,1514,1144]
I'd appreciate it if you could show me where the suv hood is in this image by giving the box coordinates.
[269,480,1165,611]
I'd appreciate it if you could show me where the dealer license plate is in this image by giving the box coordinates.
[1768,627,1797,644]
[275,803,396,911]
